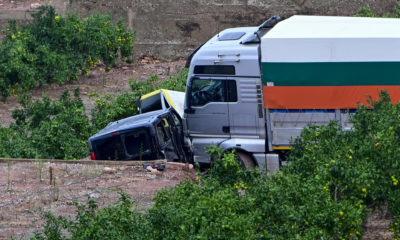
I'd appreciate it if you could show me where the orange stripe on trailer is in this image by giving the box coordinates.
[263,86,400,109]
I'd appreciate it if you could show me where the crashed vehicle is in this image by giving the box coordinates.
[88,108,191,162]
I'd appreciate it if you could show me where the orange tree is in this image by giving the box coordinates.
[0,6,134,100]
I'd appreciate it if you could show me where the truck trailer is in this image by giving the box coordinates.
[183,15,400,171]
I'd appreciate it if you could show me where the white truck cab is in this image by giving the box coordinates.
[183,17,280,169]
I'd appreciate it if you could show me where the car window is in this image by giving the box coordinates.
[170,111,181,126]
[124,129,151,157]
[156,121,170,146]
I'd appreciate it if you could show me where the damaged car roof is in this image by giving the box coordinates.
[90,109,167,139]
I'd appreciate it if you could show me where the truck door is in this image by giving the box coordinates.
[228,78,265,138]
[185,77,236,137]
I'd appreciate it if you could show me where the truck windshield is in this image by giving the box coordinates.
[93,128,155,160]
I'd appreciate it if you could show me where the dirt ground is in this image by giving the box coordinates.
[363,209,393,240]
[0,0,45,10]
[0,160,195,239]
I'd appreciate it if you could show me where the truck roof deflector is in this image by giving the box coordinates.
[241,15,281,44]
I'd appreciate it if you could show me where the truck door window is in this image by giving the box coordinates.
[190,79,237,106]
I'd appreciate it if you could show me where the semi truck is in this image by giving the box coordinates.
[183,15,400,171]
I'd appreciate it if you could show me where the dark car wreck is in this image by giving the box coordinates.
[88,108,191,162]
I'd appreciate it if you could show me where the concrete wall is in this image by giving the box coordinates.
[2,0,400,60]
[0,9,34,40]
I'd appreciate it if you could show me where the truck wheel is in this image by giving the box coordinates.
[236,151,255,169]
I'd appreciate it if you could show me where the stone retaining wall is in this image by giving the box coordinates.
[1,0,399,60]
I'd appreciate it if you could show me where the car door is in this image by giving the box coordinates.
[155,118,179,161]
[167,110,191,162]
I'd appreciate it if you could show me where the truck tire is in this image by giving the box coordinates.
[236,151,255,169]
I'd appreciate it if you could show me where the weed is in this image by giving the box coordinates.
[76,165,103,179]
[51,175,59,202]
[27,196,32,211]
[102,73,107,87]
[356,4,400,18]
[36,159,44,183]
[7,159,12,191]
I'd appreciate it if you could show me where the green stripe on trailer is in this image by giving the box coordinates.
[261,62,400,86]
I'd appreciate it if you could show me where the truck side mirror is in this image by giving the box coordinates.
[184,77,196,114]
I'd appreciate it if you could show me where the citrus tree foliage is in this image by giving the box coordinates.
[0,88,92,159]
[0,6,134,100]
[356,4,400,17]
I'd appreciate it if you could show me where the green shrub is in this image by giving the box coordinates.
[149,180,259,240]
[0,6,134,100]
[356,4,400,18]
[90,92,139,131]
[0,88,93,159]
[206,146,245,185]
[32,193,150,240]
[356,5,377,17]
